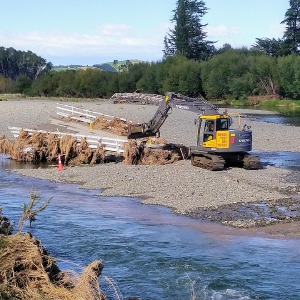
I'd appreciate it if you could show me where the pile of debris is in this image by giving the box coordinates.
[92,116,131,136]
[110,92,164,105]
[0,130,105,166]
[0,232,106,300]
[123,140,189,165]
[0,129,188,167]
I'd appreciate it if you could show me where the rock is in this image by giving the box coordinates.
[0,215,12,235]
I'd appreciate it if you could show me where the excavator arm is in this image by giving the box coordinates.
[128,92,172,139]
[127,92,219,139]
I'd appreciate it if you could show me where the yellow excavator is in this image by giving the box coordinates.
[114,92,260,171]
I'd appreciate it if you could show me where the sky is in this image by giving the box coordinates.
[0,0,290,66]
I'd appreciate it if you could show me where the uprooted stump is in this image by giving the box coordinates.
[0,233,106,300]
[123,141,189,165]
[0,131,106,166]
[123,140,140,165]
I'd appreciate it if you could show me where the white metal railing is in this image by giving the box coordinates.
[8,126,127,154]
[56,103,129,124]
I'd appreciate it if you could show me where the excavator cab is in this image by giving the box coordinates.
[197,115,230,149]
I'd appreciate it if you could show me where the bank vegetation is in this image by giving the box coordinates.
[1,49,300,105]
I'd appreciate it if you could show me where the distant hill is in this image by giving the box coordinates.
[93,59,144,72]
[53,59,144,73]
[95,63,116,72]
[53,65,84,71]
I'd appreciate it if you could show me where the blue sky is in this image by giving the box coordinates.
[0,0,289,65]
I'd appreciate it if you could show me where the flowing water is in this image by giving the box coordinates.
[1,155,300,300]
[1,110,300,300]
[234,105,300,127]
[247,112,300,127]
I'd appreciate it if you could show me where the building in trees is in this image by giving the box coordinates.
[163,0,214,61]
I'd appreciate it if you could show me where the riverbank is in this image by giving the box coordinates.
[1,99,300,237]
[0,232,105,300]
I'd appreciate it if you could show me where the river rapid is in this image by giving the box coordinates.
[1,154,300,300]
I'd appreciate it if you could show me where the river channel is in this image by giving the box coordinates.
[1,110,300,300]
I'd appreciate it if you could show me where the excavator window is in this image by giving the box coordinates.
[203,120,215,142]
[203,134,213,142]
[216,118,229,131]
[204,120,215,132]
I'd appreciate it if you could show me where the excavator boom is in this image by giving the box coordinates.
[127,92,219,139]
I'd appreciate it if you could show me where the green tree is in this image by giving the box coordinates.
[136,63,160,93]
[164,0,214,60]
[216,43,233,54]
[201,49,252,99]
[55,69,77,97]
[278,54,300,98]
[0,75,15,93]
[16,75,32,93]
[249,55,279,95]
[0,47,52,82]
[281,0,300,53]
[160,56,202,96]
[251,38,291,57]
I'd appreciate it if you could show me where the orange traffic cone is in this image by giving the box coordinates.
[57,154,65,171]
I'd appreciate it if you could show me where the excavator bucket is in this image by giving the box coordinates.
[128,124,145,139]
[127,94,172,139]
[128,123,157,139]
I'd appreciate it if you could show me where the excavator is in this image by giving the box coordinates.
[114,92,260,171]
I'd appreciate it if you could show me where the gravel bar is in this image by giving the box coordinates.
[1,99,300,226]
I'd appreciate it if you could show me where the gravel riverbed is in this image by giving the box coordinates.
[1,98,300,232]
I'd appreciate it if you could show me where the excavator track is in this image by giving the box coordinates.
[243,155,260,170]
[191,153,225,171]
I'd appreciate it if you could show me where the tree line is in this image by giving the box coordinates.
[14,50,298,100]
[1,47,300,100]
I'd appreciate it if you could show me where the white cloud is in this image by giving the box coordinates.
[0,25,164,63]
[96,24,131,36]
[206,24,241,38]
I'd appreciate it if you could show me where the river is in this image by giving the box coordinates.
[236,104,300,127]
[1,154,300,300]
[1,110,300,300]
